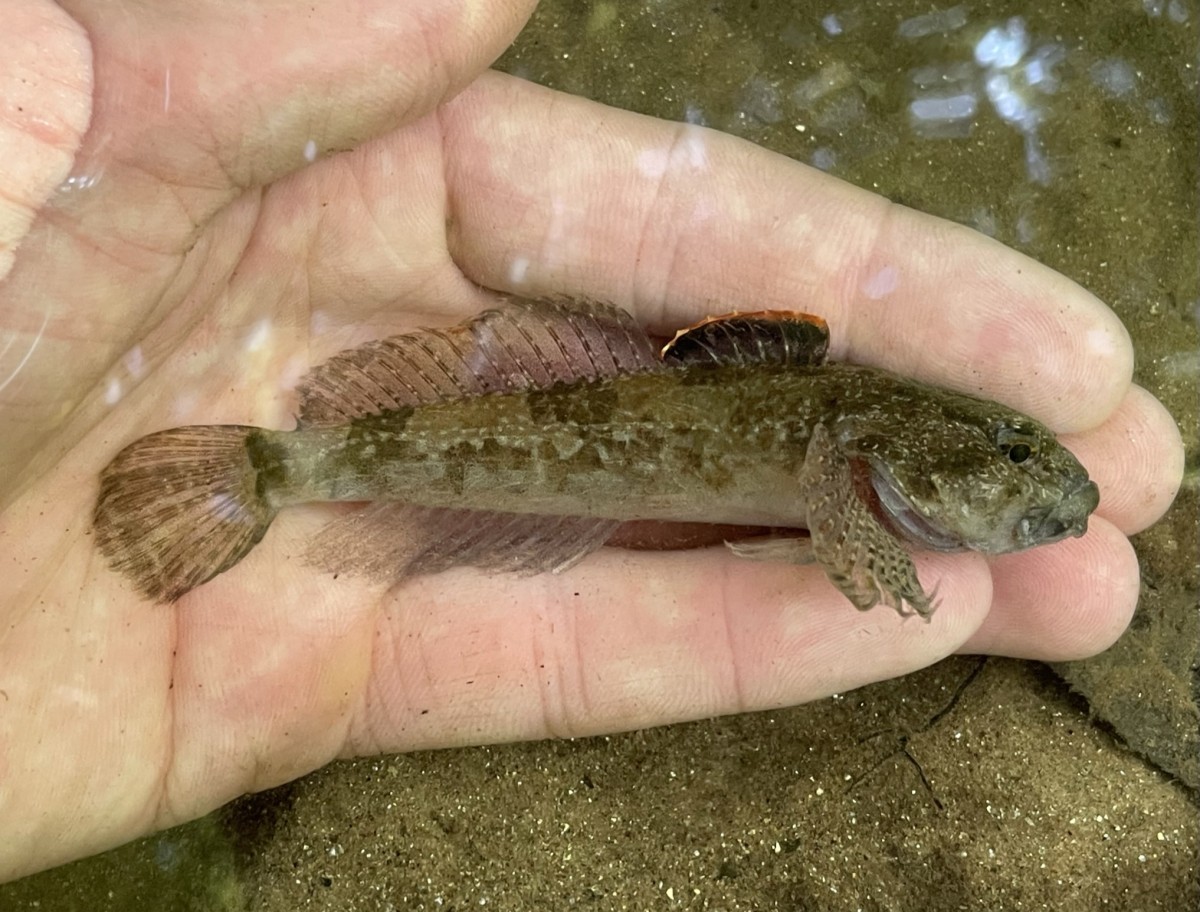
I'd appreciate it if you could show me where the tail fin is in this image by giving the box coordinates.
[93,426,278,602]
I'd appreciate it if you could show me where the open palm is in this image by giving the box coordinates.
[0,0,1181,882]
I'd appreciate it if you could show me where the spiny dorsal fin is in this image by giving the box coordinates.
[297,298,660,427]
[661,311,829,368]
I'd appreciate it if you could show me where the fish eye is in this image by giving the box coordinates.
[1006,442,1033,463]
[995,426,1039,464]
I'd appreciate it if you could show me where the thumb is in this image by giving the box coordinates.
[0,0,534,492]
[61,0,536,222]
[0,2,91,283]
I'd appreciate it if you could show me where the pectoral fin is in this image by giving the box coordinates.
[798,423,937,620]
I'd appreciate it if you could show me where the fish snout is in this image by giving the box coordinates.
[1019,479,1101,546]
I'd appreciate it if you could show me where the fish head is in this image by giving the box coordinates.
[839,393,1100,555]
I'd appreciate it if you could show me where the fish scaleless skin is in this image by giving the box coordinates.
[93,299,1099,614]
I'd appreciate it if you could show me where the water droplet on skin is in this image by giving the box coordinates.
[637,130,709,180]
[636,148,668,179]
[310,309,332,336]
[246,318,272,353]
[509,256,530,284]
[123,345,145,379]
[862,265,899,300]
[1085,326,1121,358]
[171,391,200,422]
[675,129,709,170]
[58,170,103,194]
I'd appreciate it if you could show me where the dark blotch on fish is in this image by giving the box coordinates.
[527,384,620,427]
[93,299,1100,616]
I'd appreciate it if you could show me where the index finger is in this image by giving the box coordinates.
[444,72,1131,433]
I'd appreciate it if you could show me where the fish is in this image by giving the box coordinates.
[93,298,1100,618]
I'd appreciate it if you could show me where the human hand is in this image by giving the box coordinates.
[0,0,1181,883]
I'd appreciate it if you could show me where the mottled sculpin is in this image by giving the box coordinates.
[93,299,1099,617]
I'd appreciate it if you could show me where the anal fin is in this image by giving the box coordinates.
[606,521,799,551]
[305,503,619,584]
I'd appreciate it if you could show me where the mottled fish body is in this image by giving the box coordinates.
[256,367,815,524]
[94,300,1099,616]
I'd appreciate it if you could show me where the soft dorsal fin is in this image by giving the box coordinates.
[297,298,660,427]
[660,311,829,368]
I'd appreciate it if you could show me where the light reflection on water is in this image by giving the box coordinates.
[1144,0,1191,23]
[669,5,1190,192]
[902,17,1063,184]
[821,14,843,36]
[897,5,969,39]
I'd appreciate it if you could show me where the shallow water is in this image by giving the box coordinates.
[3,0,1196,909]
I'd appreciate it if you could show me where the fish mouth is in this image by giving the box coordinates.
[1015,478,1100,547]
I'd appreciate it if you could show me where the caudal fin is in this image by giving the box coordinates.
[93,426,278,602]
